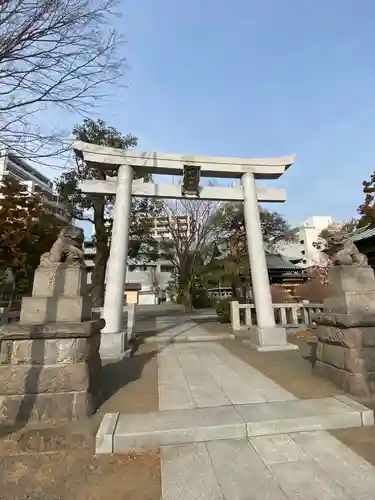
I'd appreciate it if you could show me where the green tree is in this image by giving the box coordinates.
[200,202,296,298]
[0,176,65,300]
[359,172,375,227]
[55,118,159,306]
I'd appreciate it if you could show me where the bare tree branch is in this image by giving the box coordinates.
[0,0,126,159]
[159,198,221,310]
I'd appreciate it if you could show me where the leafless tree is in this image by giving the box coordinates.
[0,0,125,159]
[159,198,221,311]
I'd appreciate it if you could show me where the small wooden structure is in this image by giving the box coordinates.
[266,253,308,285]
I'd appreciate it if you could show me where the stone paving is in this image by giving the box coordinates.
[161,431,375,500]
[158,343,296,409]
[96,320,375,499]
[139,315,234,343]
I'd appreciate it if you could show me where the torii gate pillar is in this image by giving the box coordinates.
[74,141,298,352]
[102,164,133,333]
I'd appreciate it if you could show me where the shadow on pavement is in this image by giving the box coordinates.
[303,341,318,367]
[100,350,157,405]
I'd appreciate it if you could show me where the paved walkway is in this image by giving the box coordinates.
[97,318,375,499]
[158,342,296,410]
[157,342,375,499]
[139,315,233,343]
[161,431,375,500]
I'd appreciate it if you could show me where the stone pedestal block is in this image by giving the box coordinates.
[0,392,93,425]
[32,266,88,297]
[314,361,375,400]
[0,259,105,426]
[0,319,104,425]
[327,266,375,295]
[316,341,375,373]
[20,296,92,324]
[324,292,375,315]
[324,267,375,314]
[313,312,375,328]
[314,324,375,349]
[313,265,375,399]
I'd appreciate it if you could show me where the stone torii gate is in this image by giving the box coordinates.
[74,141,296,351]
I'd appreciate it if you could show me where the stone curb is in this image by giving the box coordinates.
[95,396,373,454]
[334,394,375,426]
[95,412,120,454]
[143,334,235,344]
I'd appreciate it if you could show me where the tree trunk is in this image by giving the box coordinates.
[91,198,109,307]
[90,240,109,306]
[231,272,241,299]
[183,284,193,312]
[179,273,193,312]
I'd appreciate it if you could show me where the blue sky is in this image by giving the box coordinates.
[46,0,375,227]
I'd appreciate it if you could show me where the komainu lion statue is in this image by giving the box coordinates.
[324,230,368,267]
[40,226,86,267]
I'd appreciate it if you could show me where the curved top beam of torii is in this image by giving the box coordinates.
[73,141,295,180]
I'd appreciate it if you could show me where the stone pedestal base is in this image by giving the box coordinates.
[314,360,375,399]
[248,326,299,352]
[100,331,127,359]
[313,312,375,399]
[0,320,104,425]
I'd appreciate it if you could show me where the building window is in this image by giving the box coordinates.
[301,250,305,255]
[300,240,304,244]
[161,265,174,273]
[302,259,307,264]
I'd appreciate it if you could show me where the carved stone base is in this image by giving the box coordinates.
[0,320,103,425]
[32,265,88,298]
[314,324,375,350]
[314,308,375,398]
[0,391,94,425]
[316,341,375,372]
[314,360,375,400]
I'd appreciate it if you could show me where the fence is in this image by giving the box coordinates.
[230,301,324,331]
[0,307,20,325]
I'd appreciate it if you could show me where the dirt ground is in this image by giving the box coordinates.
[0,450,160,500]
[221,336,343,399]
[4,322,375,499]
[0,343,161,500]
[98,343,159,416]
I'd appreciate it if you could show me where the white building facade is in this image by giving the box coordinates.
[0,149,69,222]
[84,214,191,303]
[279,215,333,267]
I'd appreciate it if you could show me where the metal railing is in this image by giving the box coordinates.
[230,301,324,331]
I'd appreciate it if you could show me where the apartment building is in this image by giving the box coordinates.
[84,214,192,302]
[0,149,69,222]
[279,215,333,267]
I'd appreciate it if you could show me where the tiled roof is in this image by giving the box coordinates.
[349,225,375,243]
[266,253,304,270]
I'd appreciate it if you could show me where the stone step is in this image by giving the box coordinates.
[143,333,235,343]
[95,395,374,454]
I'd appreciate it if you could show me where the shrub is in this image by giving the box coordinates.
[192,291,213,309]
